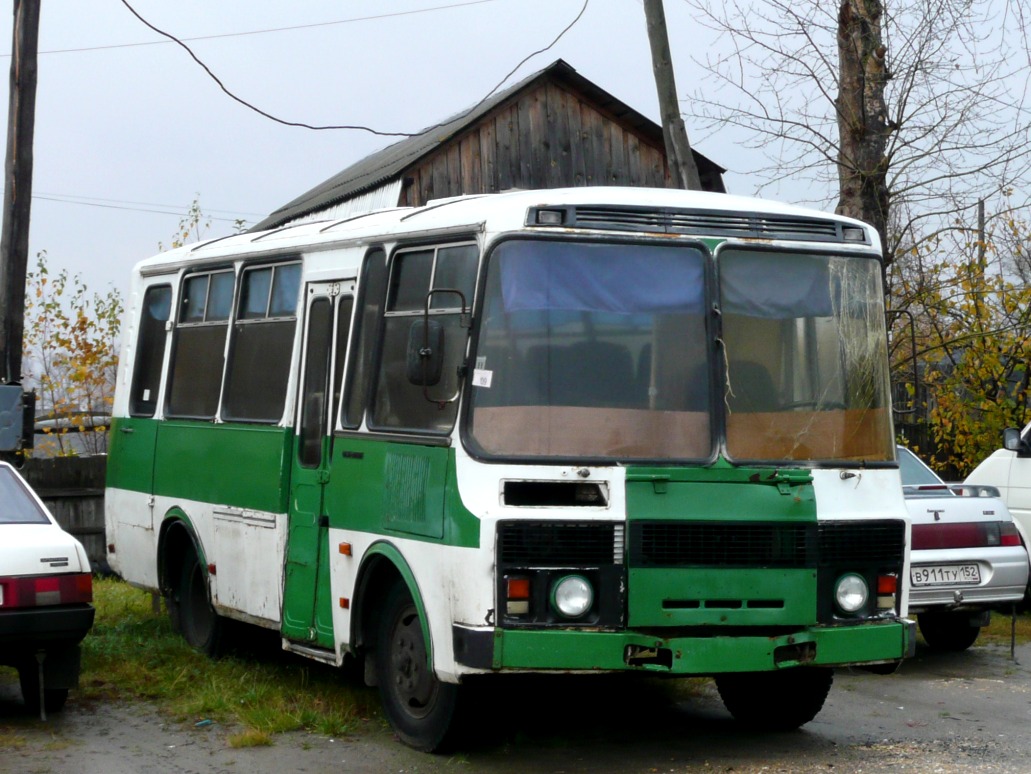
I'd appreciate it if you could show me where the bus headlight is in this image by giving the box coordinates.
[551,575,593,618]
[834,573,869,614]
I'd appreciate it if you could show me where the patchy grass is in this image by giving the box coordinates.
[980,609,1031,646]
[80,577,379,740]
[228,728,274,748]
[0,729,27,750]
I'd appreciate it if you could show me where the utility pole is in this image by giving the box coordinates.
[643,0,702,191]
[0,0,40,455]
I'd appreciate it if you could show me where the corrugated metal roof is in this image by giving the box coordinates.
[254,59,725,231]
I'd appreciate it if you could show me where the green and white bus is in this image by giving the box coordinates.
[105,186,913,750]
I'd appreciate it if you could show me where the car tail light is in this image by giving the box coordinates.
[912,522,1020,550]
[0,572,92,608]
[1000,522,1022,546]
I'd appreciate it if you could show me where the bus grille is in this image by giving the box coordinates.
[629,522,811,568]
[497,521,622,566]
[528,205,860,243]
[817,521,906,567]
[628,520,904,569]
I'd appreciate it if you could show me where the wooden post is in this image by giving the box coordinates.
[643,0,702,191]
[0,0,41,386]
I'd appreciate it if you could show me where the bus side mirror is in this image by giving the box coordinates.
[407,319,445,386]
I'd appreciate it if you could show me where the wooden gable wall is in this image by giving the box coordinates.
[398,80,671,207]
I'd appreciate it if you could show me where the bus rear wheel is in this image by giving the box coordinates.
[375,583,459,752]
[715,667,833,731]
[178,548,225,657]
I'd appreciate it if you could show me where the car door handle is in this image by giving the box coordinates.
[119,426,135,434]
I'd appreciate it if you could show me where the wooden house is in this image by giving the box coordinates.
[255,59,725,230]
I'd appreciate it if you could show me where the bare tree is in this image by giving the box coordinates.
[685,0,1031,265]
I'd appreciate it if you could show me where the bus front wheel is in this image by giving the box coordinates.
[375,583,459,752]
[715,667,833,731]
[178,548,225,657]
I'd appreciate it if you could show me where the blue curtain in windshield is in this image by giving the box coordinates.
[498,240,705,314]
[720,252,834,318]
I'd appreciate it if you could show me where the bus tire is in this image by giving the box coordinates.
[178,547,225,658]
[715,667,833,731]
[918,611,981,651]
[375,583,459,752]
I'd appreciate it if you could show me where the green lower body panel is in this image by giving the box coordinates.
[628,568,817,627]
[490,619,913,673]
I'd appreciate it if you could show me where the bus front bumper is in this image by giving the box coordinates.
[453,618,915,674]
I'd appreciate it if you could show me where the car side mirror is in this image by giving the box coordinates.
[406,318,445,386]
[1003,427,1031,456]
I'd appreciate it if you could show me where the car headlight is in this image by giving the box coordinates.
[834,573,869,614]
[551,575,593,618]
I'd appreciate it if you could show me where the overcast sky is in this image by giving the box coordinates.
[0,0,777,299]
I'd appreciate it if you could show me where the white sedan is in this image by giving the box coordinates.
[0,461,95,715]
[899,446,1029,651]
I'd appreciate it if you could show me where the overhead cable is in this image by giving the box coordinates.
[117,0,589,137]
[7,1,507,57]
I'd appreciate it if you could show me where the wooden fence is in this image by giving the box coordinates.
[21,456,109,573]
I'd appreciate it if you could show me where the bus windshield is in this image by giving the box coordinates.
[467,238,711,460]
[467,239,894,464]
[719,248,894,463]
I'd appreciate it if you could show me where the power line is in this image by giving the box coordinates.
[3,1,508,57]
[33,192,262,218]
[118,0,590,137]
[33,194,256,224]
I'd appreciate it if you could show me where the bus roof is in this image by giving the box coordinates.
[134,187,880,275]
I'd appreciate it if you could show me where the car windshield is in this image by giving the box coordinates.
[0,467,50,524]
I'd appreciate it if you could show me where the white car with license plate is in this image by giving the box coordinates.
[899,446,1029,651]
[0,461,95,714]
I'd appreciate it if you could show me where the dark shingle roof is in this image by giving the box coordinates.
[254,59,724,230]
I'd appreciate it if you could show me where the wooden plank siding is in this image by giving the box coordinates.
[400,81,674,207]
[264,61,723,229]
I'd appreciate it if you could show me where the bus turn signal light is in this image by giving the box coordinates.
[876,574,897,611]
[506,576,530,616]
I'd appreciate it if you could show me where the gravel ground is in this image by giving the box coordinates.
[3,639,1031,773]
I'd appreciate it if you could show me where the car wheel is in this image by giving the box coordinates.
[178,547,225,657]
[715,667,833,731]
[18,666,69,714]
[918,611,981,651]
[375,583,460,752]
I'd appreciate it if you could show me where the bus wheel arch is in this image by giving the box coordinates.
[352,544,459,752]
[352,545,431,665]
[157,510,200,633]
[156,511,225,656]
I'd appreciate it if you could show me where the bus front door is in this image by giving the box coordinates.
[282,281,354,647]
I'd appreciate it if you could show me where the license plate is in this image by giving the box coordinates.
[911,564,981,587]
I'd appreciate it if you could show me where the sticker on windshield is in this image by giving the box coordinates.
[472,369,493,388]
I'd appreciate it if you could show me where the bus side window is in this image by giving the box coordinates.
[129,285,172,417]
[370,243,476,433]
[299,293,354,467]
[222,262,301,423]
[332,295,355,427]
[342,249,387,428]
[166,270,234,418]
[299,298,332,467]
